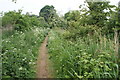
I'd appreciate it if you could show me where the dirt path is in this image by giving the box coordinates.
[36,35,50,78]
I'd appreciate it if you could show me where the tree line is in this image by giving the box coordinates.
[2,0,120,35]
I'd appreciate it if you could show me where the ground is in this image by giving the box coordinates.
[36,36,50,78]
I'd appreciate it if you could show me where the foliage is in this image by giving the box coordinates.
[38,17,49,28]
[2,28,47,78]
[2,10,43,31]
[2,11,21,27]
[39,5,57,23]
[48,29,119,78]
[64,25,99,40]
[64,10,80,21]
[39,5,67,28]
[64,1,117,34]
[86,0,116,27]
[0,17,2,27]
[2,1,120,78]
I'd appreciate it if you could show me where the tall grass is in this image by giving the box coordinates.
[48,29,119,78]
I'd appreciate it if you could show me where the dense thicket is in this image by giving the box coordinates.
[64,1,120,34]
[2,10,49,78]
[39,5,67,28]
[2,10,47,32]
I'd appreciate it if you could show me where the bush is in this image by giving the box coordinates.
[2,28,47,78]
[64,25,99,40]
[2,11,46,32]
[48,30,119,78]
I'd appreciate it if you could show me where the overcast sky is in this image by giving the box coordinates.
[0,0,119,16]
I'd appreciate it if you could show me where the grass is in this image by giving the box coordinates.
[48,28,119,78]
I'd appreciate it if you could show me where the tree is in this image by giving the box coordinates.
[39,5,66,28]
[39,5,58,28]
[118,1,120,27]
[2,11,21,27]
[64,10,80,21]
[64,10,82,29]
[39,5,57,23]
[2,10,43,31]
[105,1,120,33]
[86,0,115,27]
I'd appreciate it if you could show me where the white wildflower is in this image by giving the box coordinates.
[19,67,23,70]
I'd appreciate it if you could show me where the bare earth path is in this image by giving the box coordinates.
[36,35,50,78]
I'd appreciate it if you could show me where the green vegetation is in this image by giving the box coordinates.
[1,0,120,79]
[2,10,47,32]
[2,28,47,78]
[39,5,67,29]
[2,10,49,78]
[47,0,120,78]
[48,28,119,78]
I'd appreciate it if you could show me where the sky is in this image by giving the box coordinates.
[0,0,119,16]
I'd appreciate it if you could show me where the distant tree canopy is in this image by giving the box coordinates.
[39,5,67,28]
[2,10,47,31]
[39,5,57,23]
[6,0,120,33]
[86,0,115,27]
[64,1,115,27]
[64,0,119,35]
[2,11,21,27]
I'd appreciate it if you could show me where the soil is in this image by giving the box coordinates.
[36,36,50,78]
